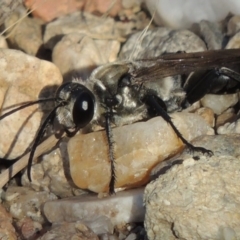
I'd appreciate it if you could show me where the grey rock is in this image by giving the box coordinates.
[119,27,207,60]
[43,188,145,226]
[145,134,240,240]
[191,20,223,50]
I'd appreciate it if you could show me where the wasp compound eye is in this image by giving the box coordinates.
[72,90,95,128]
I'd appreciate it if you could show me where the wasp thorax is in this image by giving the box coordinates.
[55,82,95,129]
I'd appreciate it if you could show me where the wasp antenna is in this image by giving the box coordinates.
[0,98,57,120]
[27,101,66,182]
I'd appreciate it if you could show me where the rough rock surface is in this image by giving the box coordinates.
[119,27,207,60]
[144,134,240,240]
[68,113,213,193]
[21,148,85,198]
[2,186,57,223]
[0,48,62,159]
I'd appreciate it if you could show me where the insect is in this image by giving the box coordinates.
[1,48,240,194]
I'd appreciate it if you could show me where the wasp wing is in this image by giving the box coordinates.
[130,49,240,83]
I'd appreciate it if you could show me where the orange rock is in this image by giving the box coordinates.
[68,112,213,193]
[24,0,123,22]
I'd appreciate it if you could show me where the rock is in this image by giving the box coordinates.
[21,148,85,198]
[2,186,57,223]
[16,217,42,240]
[39,222,99,240]
[4,7,43,56]
[191,20,223,50]
[43,11,125,50]
[226,31,240,49]
[200,93,239,115]
[24,0,123,22]
[0,36,8,48]
[0,0,23,26]
[144,134,240,240]
[195,107,215,128]
[216,108,236,129]
[0,48,62,159]
[217,118,240,134]
[227,15,240,36]
[24,0,85,22]
[43,188,144,226]
[119,28,207,60]
[0,204,17,240]
[52,33,120,81]
[68,112,213,193]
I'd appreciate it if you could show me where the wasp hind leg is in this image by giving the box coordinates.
[143,94,213,157]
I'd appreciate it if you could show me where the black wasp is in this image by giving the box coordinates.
[1,48,240,194]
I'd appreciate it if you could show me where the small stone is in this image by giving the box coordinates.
[217,118,240,135]
[52,33,120,81]
[4,7,43,56]
[119,27,207,60]
[0,36,8,48]
[39,222,99,240]
[191,20,223,50]
[16,217,42,239]
[216,108,236,129]
[43,11,123,50]
[144,134,240,240]
[24,0,85,22]
[0,204,17,240]
[200,93,239,115]
[226,31,240,49]
[68,113,213,193]
[227,15,240,36]
[43,188,145,226]
[21,148,85,198]
[2,186,57,223]
[0,49,62,159]
[195,107,215,127]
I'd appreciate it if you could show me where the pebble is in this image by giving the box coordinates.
[68,113,213,193]
[200,93,239,115]
[145,134,240,240]
[119,27,207,60]
[21,148,85,198]
[0,48,62,159]
[52,32,120,81]
[227,15,240,36]
[43,11,126,50]
[191,20,223,50]
[195,107,215,128]
[216,108,236,129]
[39,222,99,240]
[2,186,57,223]
[25,0,123,22]
[0,204,17,240]
[4,7,43,56]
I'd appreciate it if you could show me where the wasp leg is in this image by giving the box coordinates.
[143,94,213,156]
[105,111,117,195]
[183,67,240,106]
